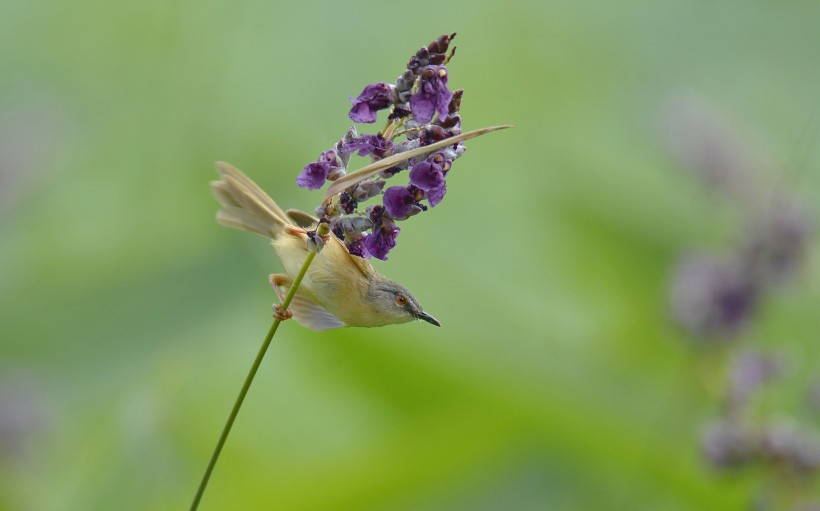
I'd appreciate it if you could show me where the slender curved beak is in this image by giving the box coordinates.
[416,311,441,327]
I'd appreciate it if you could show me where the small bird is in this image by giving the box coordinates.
[210,161,440,330]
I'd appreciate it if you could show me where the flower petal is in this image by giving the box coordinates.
[427,183,447,207]
[409,160,445,190]
[383,186,414,219]
[348,83,395,124]
[364,224,400,260]
[296,161,330,190]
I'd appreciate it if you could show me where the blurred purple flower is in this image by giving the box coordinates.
[701,420,754,469]
[729,350,782,407]
[760,421,820,473]
[743,197,811,285]
[410,66,453,124]
[349,83,396,124]
[0,370,47,460]
[659,93,758,198]
[670,253,757,338]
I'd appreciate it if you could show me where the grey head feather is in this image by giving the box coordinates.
[367,278,440,327]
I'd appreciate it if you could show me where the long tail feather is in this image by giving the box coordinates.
[210,161,290,238]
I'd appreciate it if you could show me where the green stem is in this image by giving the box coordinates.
[190,243,321,511]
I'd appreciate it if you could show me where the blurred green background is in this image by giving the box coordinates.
[1,0,819,509]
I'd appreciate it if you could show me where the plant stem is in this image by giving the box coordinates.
[190,246,320,511]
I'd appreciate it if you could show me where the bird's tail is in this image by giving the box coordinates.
[210,161,291,238]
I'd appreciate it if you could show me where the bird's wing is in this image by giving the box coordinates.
[326,236,377,279]
[286,208,319,228]
[272,274,347,330]
[289,294,347,330]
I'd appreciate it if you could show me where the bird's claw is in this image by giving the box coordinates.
[272,304,293,321]
[285,224,330,242]
[285,225,307,236]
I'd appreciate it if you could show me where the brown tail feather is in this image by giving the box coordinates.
[210,161,290,238]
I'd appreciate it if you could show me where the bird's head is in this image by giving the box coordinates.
[364,277,440,328]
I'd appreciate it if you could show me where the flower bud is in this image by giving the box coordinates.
[351,180,385,202]
[339,191,358,215]
[335,126,359,167]
[448,90,463,114]
[333,215,373,234]
[306,230,324,253]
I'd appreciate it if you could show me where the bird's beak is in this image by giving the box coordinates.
[416,311,441,327]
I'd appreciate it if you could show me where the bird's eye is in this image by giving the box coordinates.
[395,294,408,306]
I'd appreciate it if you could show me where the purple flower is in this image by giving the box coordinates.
[368,204,386,224]
[349,83,396,124]
[383,186,426,220]
[339,191,357,214]
[409,66,453,124]
[341,134,394,159]
[296,150,342,190]
[292,34,475,263]
[360,205,400,260]
[364,223,400,260]
[409,159,445,191]
[346,236,369,258]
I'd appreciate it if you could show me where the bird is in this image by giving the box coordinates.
[210,161,440,331]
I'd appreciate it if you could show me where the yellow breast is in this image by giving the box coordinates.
[272,232,373,326]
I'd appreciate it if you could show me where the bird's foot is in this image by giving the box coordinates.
[285,225,307,236]
[285,224,330,242]
[270,274,288,302]
[272,304,293,322]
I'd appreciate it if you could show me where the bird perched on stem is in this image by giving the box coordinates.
[211,161,441,330]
